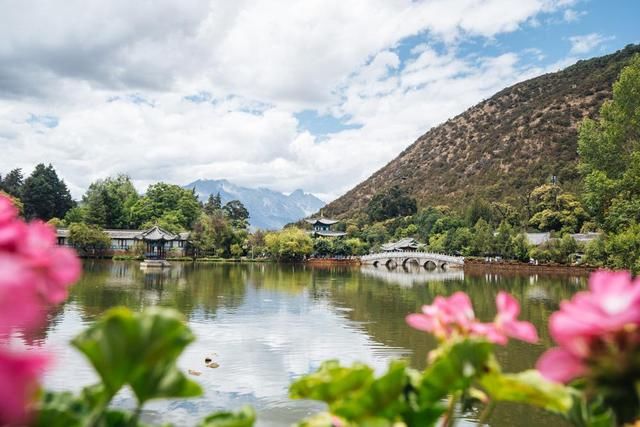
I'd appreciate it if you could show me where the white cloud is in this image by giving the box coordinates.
[0,0,577,200]
[569,33,615,54]
[563,8,586,22]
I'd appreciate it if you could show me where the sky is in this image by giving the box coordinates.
[1,0,638,201]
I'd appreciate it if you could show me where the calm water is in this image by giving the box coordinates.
[25,261,587,426]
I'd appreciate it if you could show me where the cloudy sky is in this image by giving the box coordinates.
[1,0,638,201]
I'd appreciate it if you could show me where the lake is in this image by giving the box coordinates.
[27,261,587,426]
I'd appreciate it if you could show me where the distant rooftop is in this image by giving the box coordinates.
[305,218,339,225]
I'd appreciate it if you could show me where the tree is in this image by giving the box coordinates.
[366,185,417,222]
[469,219,494,256]
[578,54,640,231]
[203,192,223,215]
[130,183,201,230]
[223,200,249,229]
[264,228,313,261]
[1,168,24,198]
[21,164,73,220]
[527,184,587,233]
[68,223,111,257]
[313,238,333,257]
[83,175,139,228]
[605,224,640,273]
[64,206,87,225]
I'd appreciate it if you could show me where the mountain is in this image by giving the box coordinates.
[184,179,325,230]
[321,44,640,220]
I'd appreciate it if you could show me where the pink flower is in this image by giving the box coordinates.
[537,271,640,383]
[0,255,44,335]
[407,291,538,346]
[472,292,538,345]
[0,194,81,422]
[0,349,48,426]
[406,292,479,340]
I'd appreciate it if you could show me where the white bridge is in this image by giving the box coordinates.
[360,251,465,269]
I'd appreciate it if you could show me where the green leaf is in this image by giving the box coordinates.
[35,386,156,427]
[418,339,493,405]
[198,406,256,427]
[289,360,374,404]
[479,370,574,415]
[71,306,202,405]
[290,360,415,425]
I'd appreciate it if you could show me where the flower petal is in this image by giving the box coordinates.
[536,347,586,383]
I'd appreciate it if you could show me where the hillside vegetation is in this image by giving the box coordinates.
[323,44,640,219]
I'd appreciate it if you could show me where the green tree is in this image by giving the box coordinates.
[366,185,417,222]
[605,224,640,273]
[203,193,222,215]
[469,219,494,256]
[68,223,111,257]
[1,168,24,198]
[511,233,531,262]
[264,228,313,261]
[83,175,139,228]
[223,200,250,229]
[22,164,74,220]
[64,206,87,225]
[130,183,201,230]
[578,54,640,230]
[313,238,333,257]
[528,184,587,232]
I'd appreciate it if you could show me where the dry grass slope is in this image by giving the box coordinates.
[323,44,640,219]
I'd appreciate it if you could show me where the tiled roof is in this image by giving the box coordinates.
[313,230,347,237]
[305,218,339,225]
[381,238,419,252]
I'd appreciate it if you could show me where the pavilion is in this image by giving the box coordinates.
[305,218,346,237]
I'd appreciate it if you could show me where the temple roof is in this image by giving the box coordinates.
[305,218,339,225]
[381,238,419,252]
[313,231,347,237]
[137,226,179,241]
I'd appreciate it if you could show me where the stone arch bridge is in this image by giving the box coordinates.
[360,251,465,270]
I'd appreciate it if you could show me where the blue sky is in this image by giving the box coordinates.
[0,0,638,200]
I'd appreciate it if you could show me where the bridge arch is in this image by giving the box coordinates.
[423,260,437,270]
[402,258,420,267]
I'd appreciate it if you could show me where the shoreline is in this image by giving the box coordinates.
[462,259,597,276]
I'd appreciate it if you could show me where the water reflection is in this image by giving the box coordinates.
[32,261,586,426]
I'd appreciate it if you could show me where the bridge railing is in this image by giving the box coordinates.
[360,251,465,264]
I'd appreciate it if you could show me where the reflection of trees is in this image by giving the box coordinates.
[68,261,248,322]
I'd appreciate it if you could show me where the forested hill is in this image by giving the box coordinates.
[322,44,640,219]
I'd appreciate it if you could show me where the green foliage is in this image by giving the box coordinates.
[291,360,414,426]
[203,193,223,215]
[47,217,65,228]
[223,200,250,229]
[528,184,588,232]
[83,175,139,228]
[0,168,24,198]
[0,190,24,215]
[578,54,640,231]
[130,183,201,230]
[265,227,313,261]
[198,406,256,427]
[71,307,202,404]
[190,210,247,258]
[68,223,112,256]
[367,186,417,222]
[21,163,74,221]
[604,224,640,273]
[479,370,573,415]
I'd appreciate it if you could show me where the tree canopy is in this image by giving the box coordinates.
[367,185,417,222]
[21,164,74,221]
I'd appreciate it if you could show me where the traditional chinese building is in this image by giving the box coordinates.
[305,218,346,237]
[381,238,419,252]
[56,226,190,257]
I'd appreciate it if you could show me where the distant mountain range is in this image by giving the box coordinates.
[184,179,325,230]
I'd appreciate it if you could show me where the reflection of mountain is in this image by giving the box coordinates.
[184,179,325,230]
[359,266,464,287]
